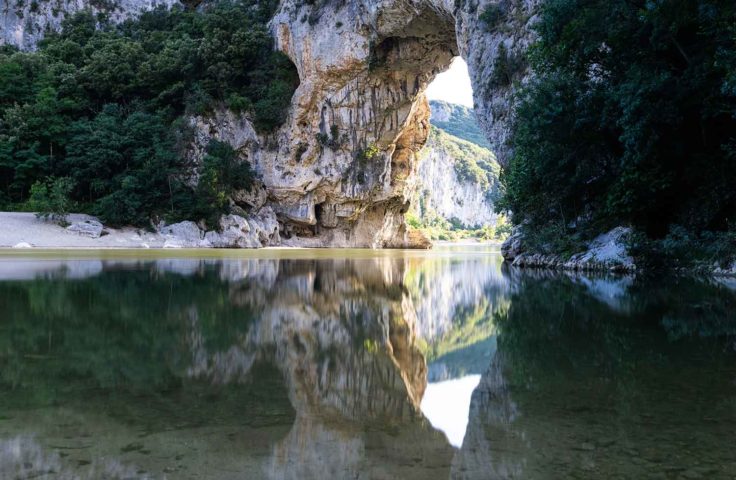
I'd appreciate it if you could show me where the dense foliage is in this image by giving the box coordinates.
[499,0,736,258]
[0,1,297,227]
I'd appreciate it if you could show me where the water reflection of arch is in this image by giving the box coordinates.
[185,256,455,479]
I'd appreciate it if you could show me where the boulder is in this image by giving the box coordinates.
[205,215,254,248]
[204,208,281,249]
[406,229,433,250]
[159,221,207,247]
[66,219,104,239]
[501,231,525,262]
[569,227,635,271]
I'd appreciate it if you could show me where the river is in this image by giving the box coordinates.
[0,245,734,479]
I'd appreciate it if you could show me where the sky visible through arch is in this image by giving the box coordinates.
[426,57,474,108]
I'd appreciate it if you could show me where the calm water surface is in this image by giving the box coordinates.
[0,246,734,479]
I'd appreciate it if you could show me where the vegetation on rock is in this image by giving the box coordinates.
[0,1,298,227]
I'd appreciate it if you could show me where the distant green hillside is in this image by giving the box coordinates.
[425,127,500,192]
[429,100,491,149]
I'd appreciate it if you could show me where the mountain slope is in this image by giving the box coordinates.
[428,100,491,149]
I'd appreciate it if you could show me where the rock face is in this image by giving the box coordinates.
[455,0,541,163]
[0,0,179,49]
[502,227,637,272]
[3,0,540,248]
[415,127,500,228]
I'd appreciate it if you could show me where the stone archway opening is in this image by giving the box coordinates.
[266,0,528,248]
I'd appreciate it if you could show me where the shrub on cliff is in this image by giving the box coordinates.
[179,140,255,229]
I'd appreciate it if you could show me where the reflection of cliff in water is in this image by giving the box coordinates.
[0,257,454,479]
[404,249,509,382]
[1,254,736,479]
[187,258,455,479]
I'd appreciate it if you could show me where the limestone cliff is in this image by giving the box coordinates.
[0,0,179,49]
[1,0,539,248]
[415,126,500,228]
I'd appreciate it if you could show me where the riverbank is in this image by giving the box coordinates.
[0,212,163,249]
[502,227,736,277]
[0,211,281,249]
[0,212,503,251]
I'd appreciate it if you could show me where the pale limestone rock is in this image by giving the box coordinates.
[66,219,104,239]
[567,226,634,271]
[231,184,268,211]
[456,0,542,164]
[203,208,281,248]
[506,227,636,272]
[1,0,180,50]
[159,221,205,248]
[205,215,255,249]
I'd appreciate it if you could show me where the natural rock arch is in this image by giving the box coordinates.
[251,0,539,248]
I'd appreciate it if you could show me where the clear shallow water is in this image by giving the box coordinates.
[0,246,734,479]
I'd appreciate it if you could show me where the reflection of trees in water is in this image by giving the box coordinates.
[455,270,736,479]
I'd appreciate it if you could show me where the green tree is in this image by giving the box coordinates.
[0,1,297,226]
[28,176,75,224]
[500,0,736,254]
[185,140,255,228]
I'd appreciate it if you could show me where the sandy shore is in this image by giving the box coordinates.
[0,212,505,251]
[0,212,167,248]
